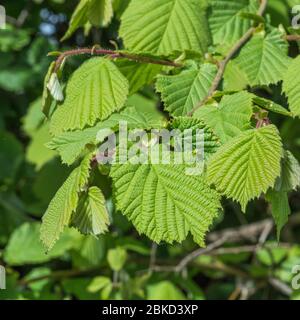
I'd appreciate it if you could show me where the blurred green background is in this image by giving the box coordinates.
[0,0,300,300]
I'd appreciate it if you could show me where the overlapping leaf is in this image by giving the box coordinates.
[283,55,300,117]
[275,150,300,192]
[71,187,110,236]
[233,29,291,86]
[207,125,283,212]
[194,92,253,143]
[116,59,162,94]
[266,190,291,240]
[119,0,211,56]
[48,104,165,165]
[209,0,258,49]
[40,155,92,251]
[50,58,129,135]
[110,163,221,246]
[62,0,113,41]
[156,63,217,116]
[171,117,220,159]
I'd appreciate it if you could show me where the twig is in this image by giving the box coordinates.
[19,267,100,286]
[187,0,268,116]
[207,219,274,243]
[284,35,300,42]
[53,48,182,73]
[268,278,292,296]
[149,243,158,272]
[175,236,229,273]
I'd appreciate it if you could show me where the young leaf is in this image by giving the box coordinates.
[42,62,55,117]
[209,0,258,49]
[71,186,110,236]
[50,58,129,135]
[266,190,291,240]
[207,125,283,212]
[47,72,64,102]
[119,0,211,56]
[156,63,217,116]
[110,163,221,246]
[194,92,253,143]
[233,29,291,86]
[170,117,220,159]
[283,55,300,117]
[40,155,92,251]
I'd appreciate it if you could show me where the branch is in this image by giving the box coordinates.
[284,35,300,42]
[187,0,268,116]
[53,48,182,73]
[152,219,274,273]
[207,219,273,243]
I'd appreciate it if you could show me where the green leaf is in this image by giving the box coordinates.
[170,117,220,159]
[0,132,23,185]
[107,247,127,271]
[156,63,217,116]
[87,0,113,27]
[257,244,288,266]
[42,62,55,117]
[71,186,110,236]
[88,276,112,293]
[207,125,283,212]
[61,0,90,41]
[73,236,105,267]
[283,55,300,117]
[275,150,300,192]
[194,92,253,143]
[48,103,165,165]
[50,58,129,135]
[233,29,291,86]
[110,163,221,246]
[116,59,162,94]
[209,0,258,49]
[62,0,114,41]
[26,123,56,169]
[119,0,211,56]
[266,190,291,240]
[40,154,92,251]
[147,281,185,300]
[4,222,81,266]
[252,95,292,117]
[22,98,45,137]
[223,60,249,91]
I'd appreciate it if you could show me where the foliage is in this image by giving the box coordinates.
[1,0,300,301]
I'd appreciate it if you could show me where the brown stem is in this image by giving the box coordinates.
[187,0,268,117]
[284,35,300,42]
[54,48,182,73]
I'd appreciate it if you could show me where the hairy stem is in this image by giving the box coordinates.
[188,0,268,117]
[53,48,182,72]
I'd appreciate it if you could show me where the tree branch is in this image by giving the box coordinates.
[53,48,182,73]
[284,35,300,42]
[187,0,268,117]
